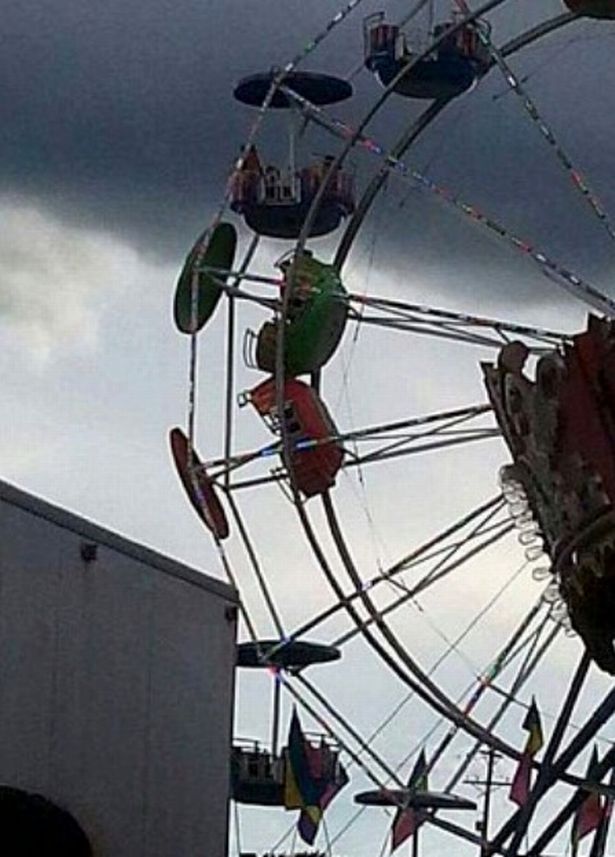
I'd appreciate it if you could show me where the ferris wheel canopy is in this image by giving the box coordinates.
[233,71,353,109]
[236,639,341,669]
[354,788,477,810]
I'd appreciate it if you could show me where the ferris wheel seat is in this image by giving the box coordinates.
[231,745,285,805]
[354,788,477,810]
[563,0,615,17]
[371,53,479,100]
[233,71,353,109]
[253,256,348,376]
[230,160,354,239]
[484,316,615,673]
[236,639,341,669]
[169,428,230,540]
[247,377,344,497]
[238,199,350,239]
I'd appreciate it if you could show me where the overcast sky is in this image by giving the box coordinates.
[3,2,615,856]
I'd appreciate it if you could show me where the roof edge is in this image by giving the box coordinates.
[0,478,238,603]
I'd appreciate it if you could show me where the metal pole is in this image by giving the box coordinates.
[481,747,497,857]
[271,670,281,756]
[412,823,420,857]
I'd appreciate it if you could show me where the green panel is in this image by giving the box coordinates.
[285,257,348,375]
[173,222,237,334]
[256,255,348,375]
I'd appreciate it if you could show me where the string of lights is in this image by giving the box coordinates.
[451,0,615,243]
[281,85,615,318]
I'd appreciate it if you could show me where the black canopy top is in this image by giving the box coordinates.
[234,71,353,108]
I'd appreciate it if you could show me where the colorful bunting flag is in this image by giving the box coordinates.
[284,708,320,812]
[509,698,544,806]
[572,749,604,857]
[284,708,349,845]
[588,797,611,857]
[391,749,428,852]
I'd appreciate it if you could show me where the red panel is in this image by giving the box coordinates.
[169,428,230,539]
[557,327,615,501]
[249,378,344,496]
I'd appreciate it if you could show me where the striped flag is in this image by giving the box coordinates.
[284,708,349,845]
[509,698,543,806]
[572,749,604,857]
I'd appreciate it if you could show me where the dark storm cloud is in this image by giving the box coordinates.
[2,0,614,291]
[1,0,351,256]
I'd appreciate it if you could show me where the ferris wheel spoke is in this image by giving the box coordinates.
[214,404,496,487]
[341,574,550,805]
[446,619,562,794]
[349,294,570,346]
[380,502,511,603]
[280,496,506,648]
[285,82,615,318]
[439,603,553,781]
[224,490,286,637]
[453,0,615,244]
[223,428,498,491]
[350,313,513,349]
[292,670,403,785]
[333,518,514,648]
[345,427,499,468]
[318,491,534,760]
[333,12,581,277]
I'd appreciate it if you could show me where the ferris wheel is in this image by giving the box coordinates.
[170,2,615,856]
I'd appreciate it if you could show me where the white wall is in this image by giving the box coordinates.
[0,480,237,857]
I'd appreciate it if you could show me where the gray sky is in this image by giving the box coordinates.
[2,2,615,856]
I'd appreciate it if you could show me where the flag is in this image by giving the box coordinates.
[588,766,615,857]
[284,708,349,845]
[297,752,349,845]
[284,708,320,811]
[588,800,611,857]
[391,749,428,852]
[572,749,604,857]
[509,698,544,806]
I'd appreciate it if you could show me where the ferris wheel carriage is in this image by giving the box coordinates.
[230,157,354,240]
[231,740,285,806]
[232,72,354,239]
[244,251,348,377]
[433,18,491,69]
[243,377,344,497]
[363,14,405,70]
[563,0,615,17]
[483,316,615,674]
[364,12,488,99]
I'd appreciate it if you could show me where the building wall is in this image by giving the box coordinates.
[0,479,237,857]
